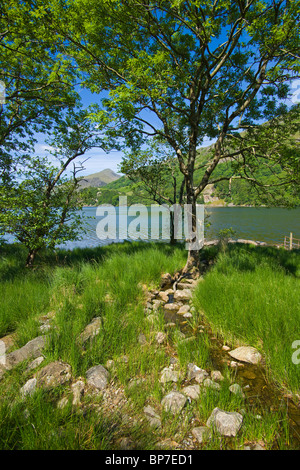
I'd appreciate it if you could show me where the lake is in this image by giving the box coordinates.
[56,206,300,250]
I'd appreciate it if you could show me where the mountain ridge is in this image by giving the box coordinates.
[78,169,121,189]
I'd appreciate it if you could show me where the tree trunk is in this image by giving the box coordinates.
[170,210,175,245]
[183,176,201,273]
[26,249,37,267]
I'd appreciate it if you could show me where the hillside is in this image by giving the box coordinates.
[78,109,300,208]
[78,169,121,189]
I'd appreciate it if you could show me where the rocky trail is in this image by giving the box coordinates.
[0,269,299,450]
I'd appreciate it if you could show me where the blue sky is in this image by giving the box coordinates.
[35,79,300,178]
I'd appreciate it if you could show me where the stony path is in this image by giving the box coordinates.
[0,270,292,450]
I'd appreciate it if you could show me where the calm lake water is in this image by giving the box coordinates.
[56,206,300,250]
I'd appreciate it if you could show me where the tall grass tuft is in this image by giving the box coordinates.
[193,245,300,393]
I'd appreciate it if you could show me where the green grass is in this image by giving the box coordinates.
[193,244,300,394]
[0,241,298,450]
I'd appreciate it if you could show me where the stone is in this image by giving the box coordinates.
[206,407,243,437]
[229,383,245,398]
[228,346,262,364]
[20,378,37,397]
[159,366,180,383]
[203,378,221,390]
[161,391,187,414]
[118,437,135,450]
[174,289,192,301]
[158,291,169,303]
[127,378,145,390]
[105,359,115,369]
[79,317,102,345]
[230,361,238,368]
[26,356,45,372]
[161,273,172,287]
[144,405,161,428]
[4,336,47,370]
[36,361,72,390]
[165,322,176,329]
[183,312,193,319]
[182,385,200,400]
[211,370,224,381]
[138,334,147,345]
[39,320,52,333]
[192,426,212,444]
[187,363,209,383]
[177,305,190,315]
[86,364,110,390]
[71,380,85,405]
[0,334,15,353]
[156,332,167,345]
[152,299,162,310]
[164,303,181,312]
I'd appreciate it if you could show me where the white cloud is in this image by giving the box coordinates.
[291,79,300,104]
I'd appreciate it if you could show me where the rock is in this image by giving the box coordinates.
[165,322,176,329]
[39,320,52,333]
[144,405,161,428]
[20,378,37,397]
[159,366,180,383]
[174,289,192,301]
[71,380,85,405]
[4,336,47,370]
[206,407,243,437]
[138,334,147,345]
[161,273,172,287]
[79,317,102,345]
[229,383,245,398]
[156,332,167,345]
[252,443,265,450]
[118,437,135,450]
[164,303,181,312]
[192,426,212,444]
[177,305,190,315]
[230,361,239,368]
[86,364,110,390]
[0,334,15,353]
[182,385,200,400]
[36,361,72,390]
[105,359,115,369]
[228,346,262,364]
[127,378,145,390]
[211,370,224,381]
[203,378,221,390]
[158,291,169,303]
[187,363,209,383]
[183,312,193,319]
[26,356,45,372]
[152,299,162,310]
[161,391,187,414]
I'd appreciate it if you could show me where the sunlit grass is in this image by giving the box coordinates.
[193,244,300,394]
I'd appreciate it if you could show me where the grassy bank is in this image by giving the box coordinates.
[0,241,299,449]
[193,244,300,395]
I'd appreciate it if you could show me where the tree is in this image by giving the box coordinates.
[120,141,186,243]
[0,0,79,184]
[0,109,107,266]
[46,0,300,270]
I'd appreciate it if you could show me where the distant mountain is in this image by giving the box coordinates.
[78,169,121,188]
